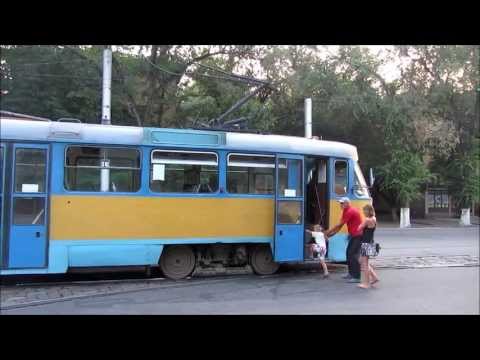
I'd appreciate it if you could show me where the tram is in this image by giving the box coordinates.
[0,115,372,279]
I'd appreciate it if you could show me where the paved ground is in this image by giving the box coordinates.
[2,267,478,314]
[373,227,478,257]
[1,226,478,313]
[379,215,480,227]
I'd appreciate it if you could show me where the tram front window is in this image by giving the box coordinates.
[353,162,369,197]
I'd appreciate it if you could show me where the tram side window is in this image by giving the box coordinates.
[0,147,3,194]
[334,160,348,196]
[1,147,3,227]
[227,154,274,195]
[65,146,141,192]
[150,150,218,193]
[1,147,4,194]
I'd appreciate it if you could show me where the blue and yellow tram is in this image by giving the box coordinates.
[0,116,371,279]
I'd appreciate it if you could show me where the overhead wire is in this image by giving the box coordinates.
[4,73,120,80]
[141,53,276,128]
[193,61,270,86]
[141,54,272,89]
[8,59,97,66]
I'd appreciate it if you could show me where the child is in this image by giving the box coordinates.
[306,224,329,278]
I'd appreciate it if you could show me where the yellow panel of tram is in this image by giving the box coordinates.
[50,196,275,240]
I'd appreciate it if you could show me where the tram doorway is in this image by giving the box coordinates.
[304,156,329,260]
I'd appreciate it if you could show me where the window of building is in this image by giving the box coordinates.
[334,160,348,196]
[427,189,449,210]
[150,150,218,193]
[65,146,141,192]
[227,153,274,195]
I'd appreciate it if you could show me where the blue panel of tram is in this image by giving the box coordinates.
[148,129,225,147]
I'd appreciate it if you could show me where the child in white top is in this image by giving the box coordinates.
[306,224,329,278]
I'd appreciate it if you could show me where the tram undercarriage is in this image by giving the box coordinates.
[158,244,279,280]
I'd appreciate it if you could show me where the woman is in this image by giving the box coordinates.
[357,204,380,289]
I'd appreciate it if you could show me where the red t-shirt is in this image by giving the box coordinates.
[341,206,363,237]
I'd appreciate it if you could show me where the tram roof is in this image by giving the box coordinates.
[0,118,358,160]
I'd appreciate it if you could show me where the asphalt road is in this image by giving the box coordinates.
[2,266,478,314]
[374,227,478,257]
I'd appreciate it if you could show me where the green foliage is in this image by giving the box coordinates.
[378,148,433,207]
[444,138,480,208]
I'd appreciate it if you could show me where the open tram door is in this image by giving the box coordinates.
[273,154,304,262]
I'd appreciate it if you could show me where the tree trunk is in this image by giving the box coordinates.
[400,207,411,228]
[399,199,411,228]
[391,207,398,222]
[460,208,471,226]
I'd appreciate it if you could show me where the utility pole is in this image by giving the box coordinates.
[100,46,112,192]
[304,98,312,138]
[101,45,112,125]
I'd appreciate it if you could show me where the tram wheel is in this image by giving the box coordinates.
[249,245,280,275]
[160,245,196,280]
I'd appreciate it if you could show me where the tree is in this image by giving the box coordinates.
[1,45,264,127]
[396,46,479,215]
[444,138,480,212]
[377,147,432,215]
[120,45,261,128]
[0,45,137,124]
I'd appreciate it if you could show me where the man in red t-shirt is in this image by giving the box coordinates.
[325,197,363,282]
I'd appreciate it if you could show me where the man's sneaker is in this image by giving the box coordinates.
[342,274,352,280]
[347,278,361,283]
